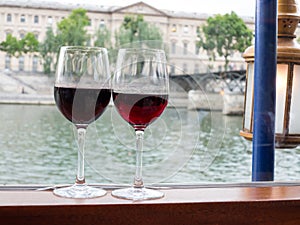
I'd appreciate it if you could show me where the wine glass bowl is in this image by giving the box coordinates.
[112,48,169,200]
[53,46,111,198]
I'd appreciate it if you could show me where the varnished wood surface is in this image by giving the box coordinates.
[0,184,300,225]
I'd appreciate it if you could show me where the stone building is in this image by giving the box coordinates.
[0,0,255,75]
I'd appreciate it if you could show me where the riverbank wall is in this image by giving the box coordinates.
[0,72,190,107]
[0,72,244,114]
[187,90,244,115]
[0,72,54,104]
[0,93,54,105]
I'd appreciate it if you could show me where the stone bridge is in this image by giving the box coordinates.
[169,70,246,114]
[169,70,246,94]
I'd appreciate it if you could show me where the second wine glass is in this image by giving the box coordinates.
[111,48,169,200]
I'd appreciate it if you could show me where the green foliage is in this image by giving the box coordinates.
[0,32,39,58]
[115,27,131,47]
[39,27,60,75]
[56,8,90,46]
[115,15,163,47]
[198,11,253,71]
[39,8,90,74]
[0,34,21,57]
[20,32,39,54]
[94,26,112,49]
[122,14,144,42]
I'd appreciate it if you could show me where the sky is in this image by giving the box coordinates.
[67,0,256,17]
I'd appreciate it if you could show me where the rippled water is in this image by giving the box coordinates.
[0,104,299,185]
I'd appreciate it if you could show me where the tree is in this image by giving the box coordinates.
[198,12,253,71]
[0,33,39,72]
[19,32,39,74]
[20,32,39,54]
[94,26,112,49]
[39,8,90,74]
[39,27,60,75]
[56,8,90,46]
[1,33,39,57]
[115,15,163,48]
[0,34,21,57]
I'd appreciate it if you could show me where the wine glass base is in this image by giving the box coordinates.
[53,184,107,199]
[111,187,164,201]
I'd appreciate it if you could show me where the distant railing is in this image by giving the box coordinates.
[170,70,246,94]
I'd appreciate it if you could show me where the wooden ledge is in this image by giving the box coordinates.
[1,184,300,225]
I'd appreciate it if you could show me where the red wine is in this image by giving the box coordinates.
[113,92,168,130]
[54,86,111,126]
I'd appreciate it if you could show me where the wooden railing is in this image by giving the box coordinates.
[1,183,300,225]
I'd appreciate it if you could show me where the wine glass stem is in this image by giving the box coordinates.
[134,130,144,188]
[76,127,87,184]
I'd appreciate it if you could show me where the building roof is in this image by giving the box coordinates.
[0,0,254,22]
[0,0,117,12]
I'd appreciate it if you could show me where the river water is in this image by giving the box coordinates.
[0,104,299,185]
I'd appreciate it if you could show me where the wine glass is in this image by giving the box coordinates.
[111,48,169,200]
[53,46,111,198]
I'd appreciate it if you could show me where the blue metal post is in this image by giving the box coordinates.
[252,0,277,181]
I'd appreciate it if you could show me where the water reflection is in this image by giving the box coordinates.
[0,104,299,185]
[86,106,223,184]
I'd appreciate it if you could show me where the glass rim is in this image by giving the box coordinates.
[118,48,166,54]
[60,46,108,53]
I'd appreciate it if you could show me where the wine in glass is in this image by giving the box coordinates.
[111,48,169,200]
[53,46,111,198]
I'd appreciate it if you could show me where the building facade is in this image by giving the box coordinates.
[0,0,255,75]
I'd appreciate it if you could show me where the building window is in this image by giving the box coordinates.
[88,19,92,26]
[20,14,26,23]
[19,56,25,71]
[195,44,199,55]
[170,65,175,74]
[171,24,177,32]
[183,63,188,73]
[183,25,189,33]
[20,33,25,39]
[194,64,200,74]
[196,26,201,35]
[34,15,39,24]
[7,14,12,22]
[5,55,11,69]
[183,43,188,55]
[99,19,105,28]
[47,16,53,24]
[171,42,176,54]
[32,56,38,72]
[218,65,222,72]
[183,63,187,73]
[5,31,12,39]
[34,33,39,40]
